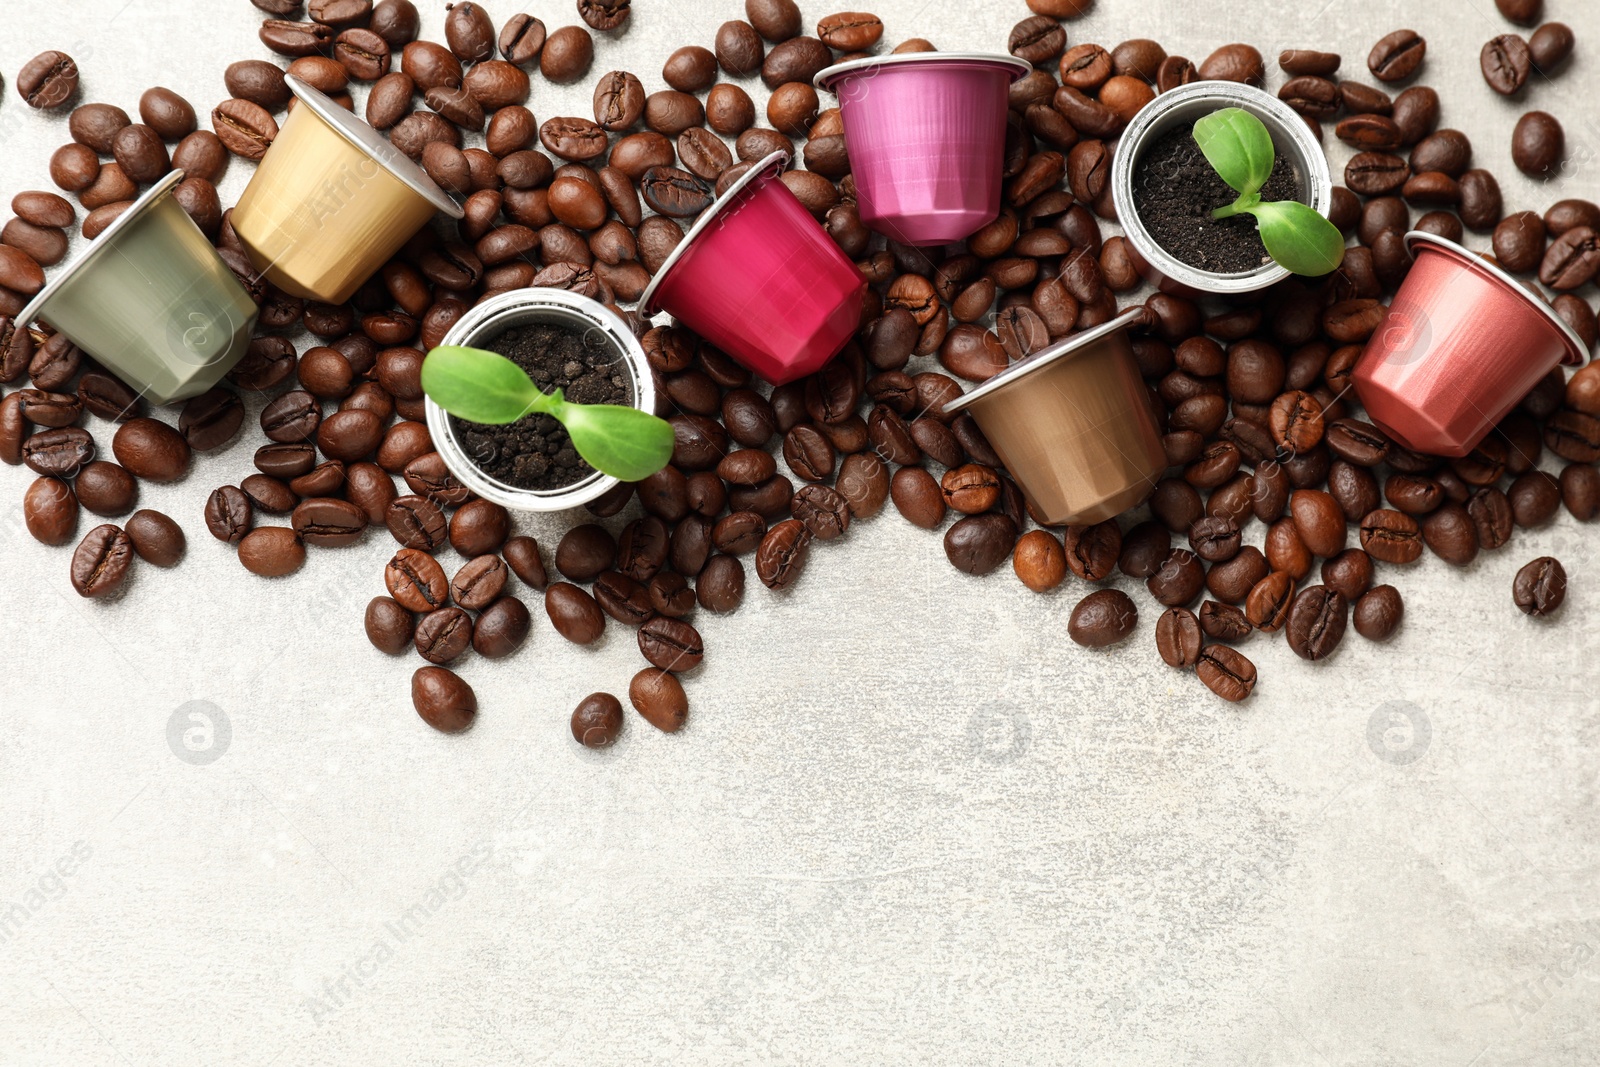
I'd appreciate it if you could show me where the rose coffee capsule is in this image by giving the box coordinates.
[639,151,864,386]
[1353,231,1588,457]
[816,52,1031,247]
[20,169,259,406]
[944,307,1167,525]
[231,74,464,306]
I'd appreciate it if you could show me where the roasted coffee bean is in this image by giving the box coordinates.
[414,606,473,665]
[1008,530,1064,593]
[498,13,547,66]
[791,484,851,541]
[12,388,79,428]
[944,514,1017,576]
[1512,111,1564,179]
[1359,508,1422,564]
[577,0,630,31]
[365,596,415,655]
[500,535,548,591]
[23,477,77,545]
[260,391,322,445]
[1147,549,1205,607]
[1061,522,1121,581]
[1281,76,1342,118]
[226,60,292,111]
[1561,463,1600,520]
[50,143,100,192]
[1464,486,1512,551]
[1380,473,1440,516]
[411,666,476,733]
[441,1,495,62]
[19,51,78,109]
[638,616,704,672]
[23,426,94,478]
[1419,502,1478,566]
[1353,584,1404,641]
[70,103,131,153]
[1284,585,1347,660]
[1196,646,1256,702]
[1368,30,1425,82]
[1540,227,1600,290]
[386,494,448,551]
[1508,470,1562,528]
[1243,571,1293,633]
[1068,589,1138,648]
[241,474,295,515]
[465,596,526,660]
[1529,23,1575,74]
[1155,607,1203,668]
[1280,49,1341,77]
[1389,85,1439,145]
[1199,601,1252,643]
[1513,556,1566,617]
[212,99,279,161]
[70,524,133,598]
[236,524,305,575]
[1270,391,1325,452]
[1199,43,1265,86]
[291,497,367,548]
[386,548,449,612]
[290,461,344,499]
[1317,549,1372,604]
[1188,516,1241,563]
[1204,546,1267,605]
[629,668,687,732]
[641,166,712,217]
[73,461,137,517]
[571,693,623,748]
[553,523,616,582]
[1482,34,1532,95]
[174,388,243,452]
[208,489,254,547]
[541,26,595,82]
[1118,522,1171,580]
[1345,152,1409,196]
[940,463,1000,515]
[124,509,184,567]
[751,518,807,589]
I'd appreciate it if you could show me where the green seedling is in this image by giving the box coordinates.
[1193,107,1346,277]
[421,344,674,483]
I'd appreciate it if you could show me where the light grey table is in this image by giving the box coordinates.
[1,1,1596,1063]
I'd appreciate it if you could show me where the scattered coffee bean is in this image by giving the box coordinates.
[1513,556,1566,616]
[411,666,476,733]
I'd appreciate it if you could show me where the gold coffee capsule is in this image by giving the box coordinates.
[231,74,463,306]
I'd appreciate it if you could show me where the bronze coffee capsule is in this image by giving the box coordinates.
[945,308,1166,525]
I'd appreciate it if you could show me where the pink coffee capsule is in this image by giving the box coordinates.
[817,52,1030,247]
[1353,231,1587,458]
[640,151,865,386]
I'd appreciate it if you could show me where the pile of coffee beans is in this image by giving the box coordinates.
[3,0,1594,737]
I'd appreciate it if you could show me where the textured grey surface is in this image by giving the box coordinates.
[1,0,1598,1063]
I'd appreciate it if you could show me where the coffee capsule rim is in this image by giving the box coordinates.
[20,168,189,327]
[283,73,464,220]
[814,51,1032,93]
[1403,229,1588,368]
[944,307,1147,414]
[637,149,790,316]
